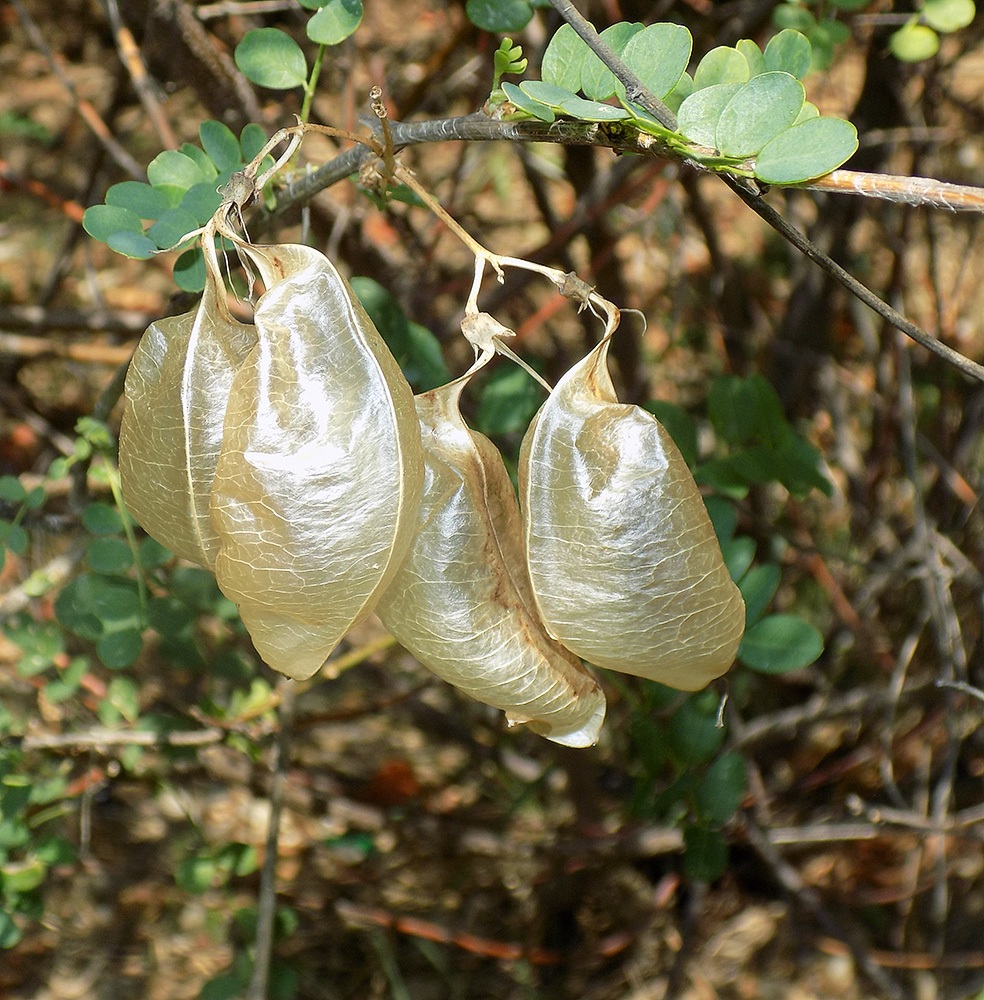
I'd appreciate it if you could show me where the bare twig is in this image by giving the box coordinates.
[246,678,296,1000]
[744,817,908,1000]
[104,0,178,149]
[545,0,678,131]
[11,0,145,180]
[263,112,984,384]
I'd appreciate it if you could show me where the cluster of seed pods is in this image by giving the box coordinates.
[120,210,744,745]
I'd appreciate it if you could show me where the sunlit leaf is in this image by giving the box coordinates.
[235,28,308,89]
[716,71,805,157]
[763,28,812,79]
[621,22,692,100]
[693,46,749,89]
[678,82,742,147]
[754,115,858,183]
[739,614,824,672]
[306,0,363,45]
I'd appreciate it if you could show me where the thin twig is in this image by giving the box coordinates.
[11,0,145,180]
[744,817,908,1000]
[104,0,178,149]
[545,0,678,131]
[246,678,296,1000]
[261,114,984,384]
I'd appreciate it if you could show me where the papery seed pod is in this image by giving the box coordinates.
[519,335,745,691]
[119,268,256,568]
[376,377,606,747]
[209,243,424,681]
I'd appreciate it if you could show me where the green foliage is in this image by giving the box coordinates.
[774,0,975,66]
[349,277,451,392]
[509,20,858,183]
[465,0,551,32]
[624,371,827,881]
[83,121,271,290]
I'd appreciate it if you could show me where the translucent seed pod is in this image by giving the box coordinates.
[209,243,424,681]
[119,267,256,568]
[519,334,745,691]
[376,377,606,747]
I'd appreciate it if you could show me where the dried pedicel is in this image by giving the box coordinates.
[376,372,606,747]
[519,326,745,692]
[119,265,256,568]
[209,242,424,680]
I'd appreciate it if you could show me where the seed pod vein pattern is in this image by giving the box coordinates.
[520,335,745,691]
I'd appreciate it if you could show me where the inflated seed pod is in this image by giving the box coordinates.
[519,335,745,691]
[119,267,256,568]
[375,376,606,747]
[209,243,424,681]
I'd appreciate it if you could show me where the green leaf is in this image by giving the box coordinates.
[644,401,698,468]
[541,23,586,92]
[148,208,200,251]
[466,0,533,32]
[889,22,939,61]
[107,231,156,259]
[105,181,170,220]
[180,182,223,226]
[98,629,144,671]
[199,121,242,171]
[696,753,747,826]
[474,363,544,436]
[622,23,692,100]
[695,458,749,499]
[922,0,975,32]
[82,502,124,535]
[0,908,21,949]
[179,143,218,181]
[669,694,725,766]
[677,83,742,147]
[5,616,63,676]
[519,80,583,111]
[138,536,172,569]
[240,123,269,162]
[87,537,134,575]
[663,72,693,115]
[307,0,363,45]
[684,825,729,882]
[708,373,782,446]
[754,115,858,183]
[146,149,207,189]
[0,476,26,503]
[45,657,88,703]
[704,495,737,544]
[174,248,207,292]
[54,576,105,641]
[580,22,642,101]
[763,28,812,79]
[23,486,45,511]
[555,94,631,121]
[693,46,749,90]
[738,563,781,626]
[349,277,451,392]
[794,100,819,125]
[235,28,308,89]
[715,72,804,157]
[719,535,756,582]
[736,38,766,77]
[501,82,555,122]
[3,522,27,556]
[773,3,816,32]
[82,204,143,243]
[739,614,823,673]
